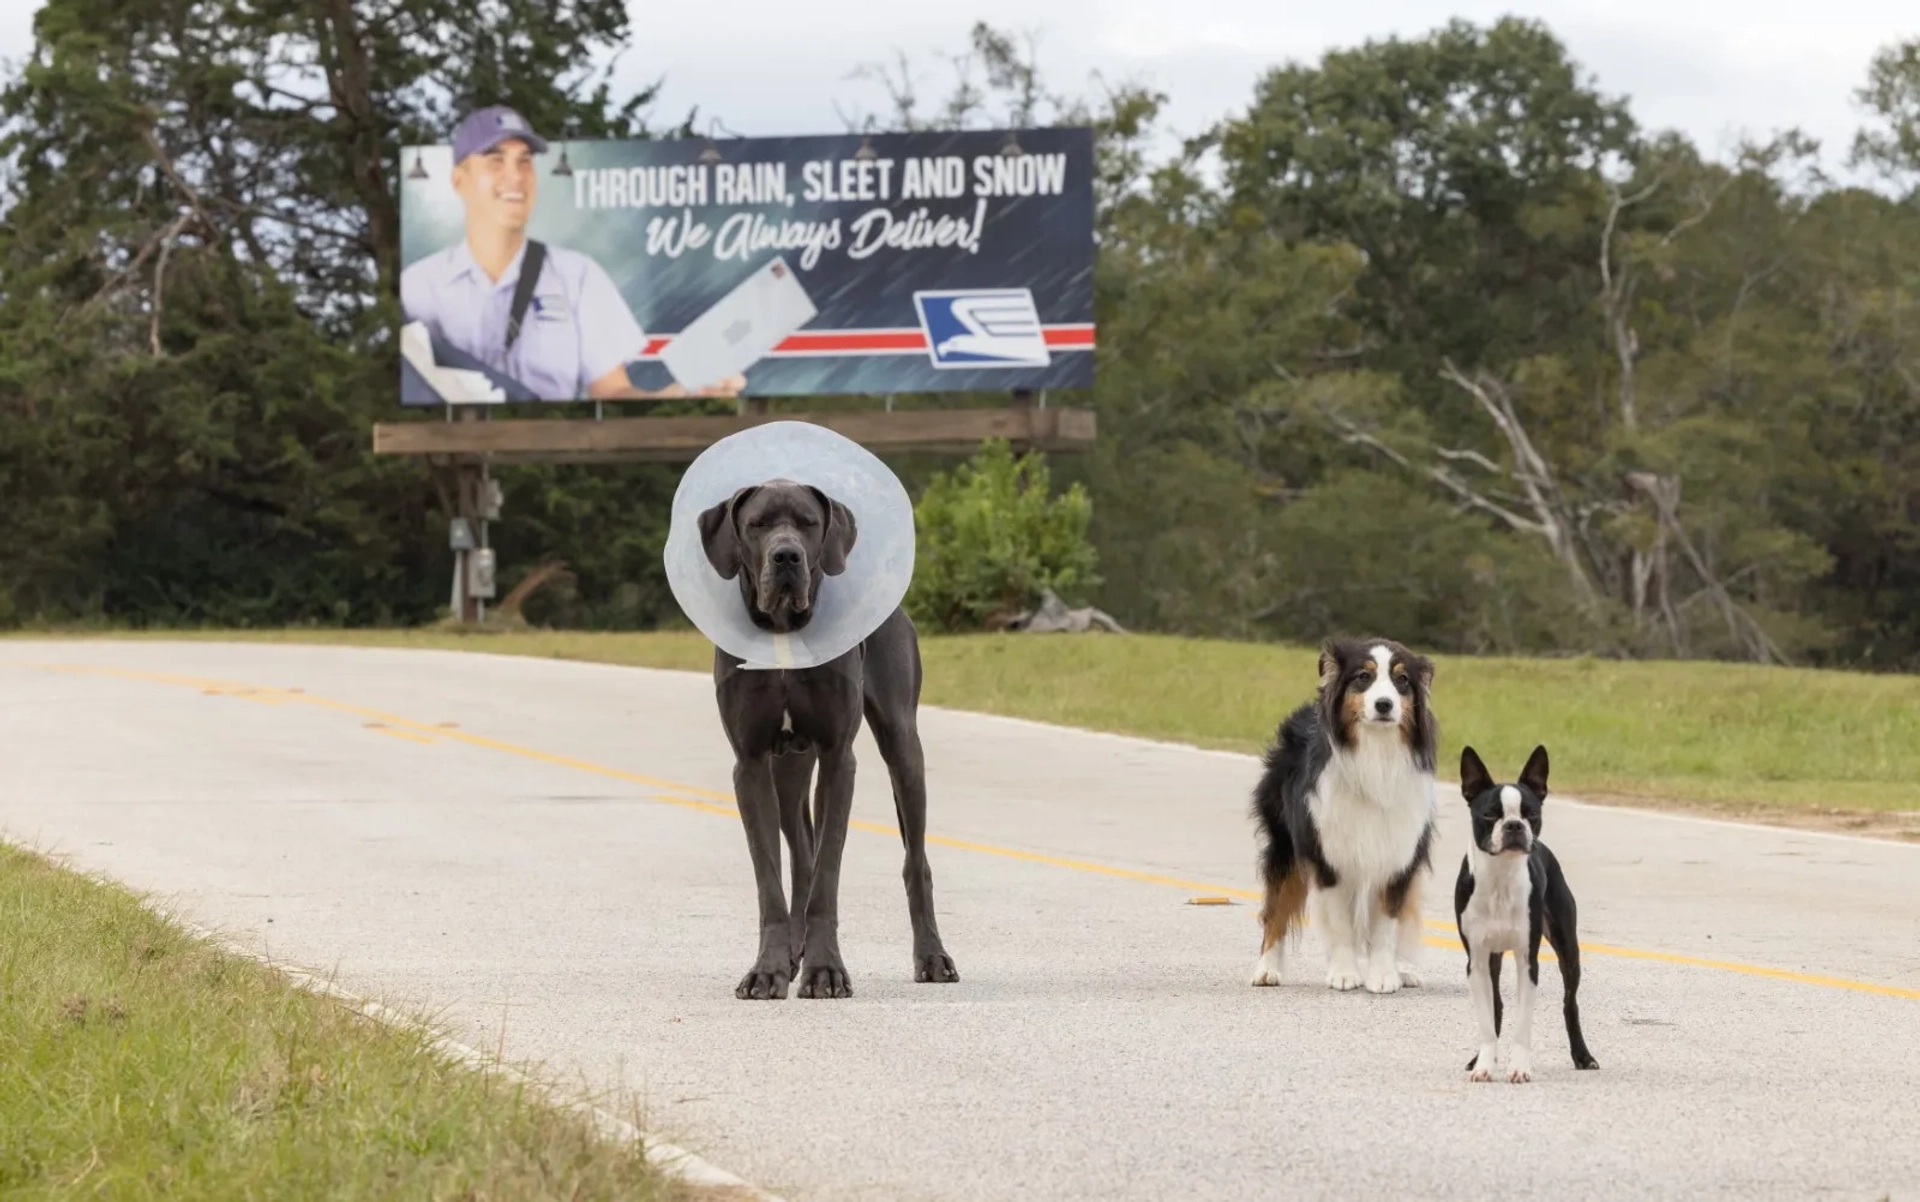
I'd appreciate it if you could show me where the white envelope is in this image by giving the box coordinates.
[659,256,818,390]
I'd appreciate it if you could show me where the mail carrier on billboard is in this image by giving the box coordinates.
[397,111,1096,403]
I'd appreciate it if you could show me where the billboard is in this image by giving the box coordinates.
[396,108,1095,405]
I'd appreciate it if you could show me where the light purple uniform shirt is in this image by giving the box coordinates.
[399,238,646,399]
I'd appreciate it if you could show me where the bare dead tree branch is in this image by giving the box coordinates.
[1319,408,1412,468]
[151,225,179,356]
[838,48,922,131]
[1600,178,1664,431]
[1598,176,1664,300]
[1630,544,1653,624]
[1438,360,1603,608]
[1433,445,1503,474]
[1629,525,1685,656]
[1625,471,1790,665]
[141,126,217,235]
[1435,444,1541,509]
[244,79,338,116]
[1297,358,1616,616]
[1599,171,1735,431]
[76,217,176,315]
[1318,406,1551,537]
[1655,172,1736,251]
[1440,363,1563,515]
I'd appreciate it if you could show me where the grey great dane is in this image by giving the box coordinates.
[697,477,960,999]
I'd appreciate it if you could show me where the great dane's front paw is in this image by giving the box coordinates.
[797,962,853,999]
[915,951,959,983]
[1507,1051,1533,1084]
[735,965,791,1001]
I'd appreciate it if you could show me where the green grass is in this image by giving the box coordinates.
[17,625,1920,814]
[0,841,701,1201]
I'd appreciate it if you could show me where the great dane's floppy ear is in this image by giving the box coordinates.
[1460,744,1493,803]
[1519,744,1550,800]
[697,485,759,580]
[808,485,857,576]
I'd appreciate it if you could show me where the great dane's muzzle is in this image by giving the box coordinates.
[757,536,810,614]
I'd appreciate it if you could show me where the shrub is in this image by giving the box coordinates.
[905,439,1100,632]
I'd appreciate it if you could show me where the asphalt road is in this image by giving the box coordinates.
[2,640,1917,1202]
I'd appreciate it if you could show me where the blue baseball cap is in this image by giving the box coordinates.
[451,105,549,162]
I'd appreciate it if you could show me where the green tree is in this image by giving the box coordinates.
[905,440,1098,633]
[1197,19,1919,665]
[1853,37,1920,184]
[1217,17,1637,393]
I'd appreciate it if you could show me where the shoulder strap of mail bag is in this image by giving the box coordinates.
[504,239,548,351]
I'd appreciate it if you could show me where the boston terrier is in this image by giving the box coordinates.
[1454,744,1599,1083]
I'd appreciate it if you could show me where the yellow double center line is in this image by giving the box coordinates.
[22,660,1920,1003]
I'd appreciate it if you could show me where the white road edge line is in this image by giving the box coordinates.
[16,641,1917,851]
[163,909,785,1202]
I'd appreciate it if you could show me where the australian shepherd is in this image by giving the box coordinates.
[1247,636,1439,993]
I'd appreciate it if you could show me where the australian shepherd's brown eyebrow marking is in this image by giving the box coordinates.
[1248,636,1439,993]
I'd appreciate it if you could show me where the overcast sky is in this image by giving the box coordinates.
[2,1,1913,181]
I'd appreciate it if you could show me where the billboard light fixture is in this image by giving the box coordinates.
[699,115,743,165]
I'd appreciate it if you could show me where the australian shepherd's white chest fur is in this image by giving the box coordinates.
[1309,731,1438,889]
[1247,638,1439,993]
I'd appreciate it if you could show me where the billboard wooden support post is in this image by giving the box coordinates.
[436,407,501,625]
[383,399,1095,625]
[447,456,480,624]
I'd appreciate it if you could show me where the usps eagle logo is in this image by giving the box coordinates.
[912,288,1051,369]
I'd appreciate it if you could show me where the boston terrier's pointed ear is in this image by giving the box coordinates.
[1520,744,1550,800]
[1459,745,1493,803]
